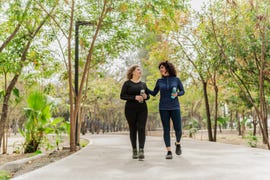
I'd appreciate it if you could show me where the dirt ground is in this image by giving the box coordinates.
[7,149,73,178]
[0,151,73,179]
[0,130,268,179]
[188,129,268,150]
[147,129,268,150]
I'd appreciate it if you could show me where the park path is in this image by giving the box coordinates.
[12,134,270,180]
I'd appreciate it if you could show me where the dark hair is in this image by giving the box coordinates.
[158,61,177,77]
[126,65,139,79]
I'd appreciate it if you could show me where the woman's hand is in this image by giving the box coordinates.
[135,95,144,102]
[141,93,147,99]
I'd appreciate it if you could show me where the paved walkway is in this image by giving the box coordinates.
[12,134,270,180]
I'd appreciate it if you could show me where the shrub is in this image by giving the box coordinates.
[245,131,258,148]
[20,91,69,153]
[0,170,11,180]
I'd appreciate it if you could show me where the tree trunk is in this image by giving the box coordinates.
[1,73,7,154]
[202,81,213,141]
[257,113,269,149]
[219,125,222,133]
[0,75,19,151]
[2,130,7,154]
[229,110,233,130]
[252,111,257,136]
[213,82,218,141]
[67,0,76,152]
[68,0,108,150]
[236,111,241,136]
[241,112,246,137]
[258,21,269,146]
[262,117,268,144]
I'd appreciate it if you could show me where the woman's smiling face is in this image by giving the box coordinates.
[159,65,168,76]
[132,67,142,78]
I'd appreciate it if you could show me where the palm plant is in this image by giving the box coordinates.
[45,117,70,150]
[21,91,52,153]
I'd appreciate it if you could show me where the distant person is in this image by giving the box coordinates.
[120,65,150,160]
[147,61,185,159]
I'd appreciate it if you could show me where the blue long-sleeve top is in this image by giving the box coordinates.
[147,76,185,110]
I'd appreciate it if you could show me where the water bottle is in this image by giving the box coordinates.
[139,89,145,103]
[171,87,177,99]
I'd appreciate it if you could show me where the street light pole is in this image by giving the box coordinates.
[74,21,94,146]
[74,21,79,146]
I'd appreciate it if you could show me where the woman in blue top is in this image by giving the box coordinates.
[147,61,185,159]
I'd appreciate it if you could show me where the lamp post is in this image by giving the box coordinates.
[74,21,94,146]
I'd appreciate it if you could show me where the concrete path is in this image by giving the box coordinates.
[12,134,270,180]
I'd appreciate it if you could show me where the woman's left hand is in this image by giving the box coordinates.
[142,93,147,99]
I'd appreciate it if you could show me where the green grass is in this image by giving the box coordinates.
[80,138,89,148]
[0,170,11,180]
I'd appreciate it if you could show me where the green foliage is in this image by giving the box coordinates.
[80,139,89,148]
[0,90,4,101]
[84,76,127,132]
[1,0,270,147]
[136,0,188,33]
[12,87,22,104]
[12,141,23,154]
[21,91,68,153]
[45,117,70,150]
[245,131,258,148]
[217,117,228,129]
[185,118,199,138]
[34,149,42,155]
[0,170,11,180]
[73,0,146,68]
[21,91,52,153]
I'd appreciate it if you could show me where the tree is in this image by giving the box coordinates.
[205,0,270,149]
[0,0,58,153]
[46,0,150,151]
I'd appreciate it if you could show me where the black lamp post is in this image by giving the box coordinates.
[74,21,94,146]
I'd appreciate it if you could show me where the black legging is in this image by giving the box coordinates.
[125,104,148,149]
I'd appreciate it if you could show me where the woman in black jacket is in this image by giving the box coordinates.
[120,65,150,160]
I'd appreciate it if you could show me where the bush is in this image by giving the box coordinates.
[0,170,11,180]
[245,131,258,148]
[184,118,199,138]
[20,91,69,153]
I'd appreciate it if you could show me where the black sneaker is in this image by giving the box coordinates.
[132,149,138,159]
[175,143,182,155]
[166,151,173,159]
[138,148,144,160]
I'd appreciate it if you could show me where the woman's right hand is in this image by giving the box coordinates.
[141,93,147,99]
[135,95,144,102]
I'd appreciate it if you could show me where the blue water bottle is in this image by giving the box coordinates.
[171,87,177,99]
